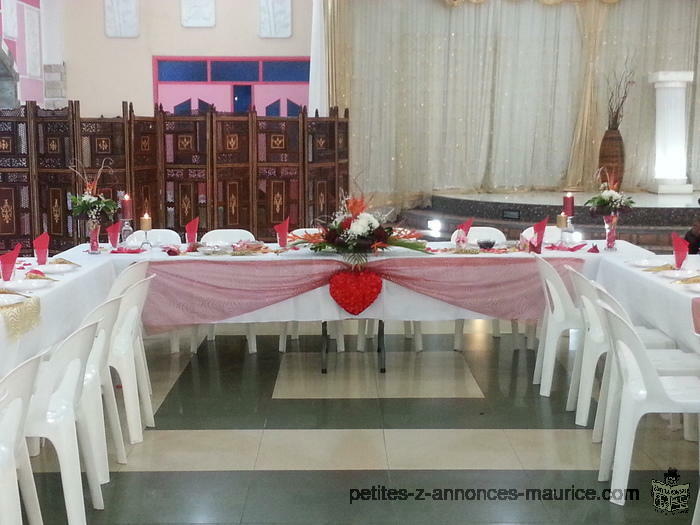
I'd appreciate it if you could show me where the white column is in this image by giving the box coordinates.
[308,0,329,117]
[649,71,694,194]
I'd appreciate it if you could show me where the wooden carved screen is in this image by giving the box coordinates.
[0,106,31,251]
[212,112,253,232]
[161,109,211,236]
[33,102,77,252]
[130,105,160,225]
[255,114,304,240]
[306,110,338,225]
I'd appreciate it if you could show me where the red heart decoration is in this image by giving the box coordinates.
[329,270,382,315]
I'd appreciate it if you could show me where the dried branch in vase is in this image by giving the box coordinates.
[607,60,635,130]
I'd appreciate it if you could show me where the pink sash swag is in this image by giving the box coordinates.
[143,256,586,334]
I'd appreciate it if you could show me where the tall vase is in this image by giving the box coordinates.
[598,129,625,191]
[88,220,101,254]
[603,213,618,251]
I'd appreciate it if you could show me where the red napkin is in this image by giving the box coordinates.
[33,232,49,265]
[106,222,121,248]
[529,217,549,254]
[672,232,689,269]
[545,243,587,252]
[588,245,600,253]
[457,218,474,235]
[185,217,199,244]
[274,217,290,248]
[110,247,145,254]
[0,243,21,281]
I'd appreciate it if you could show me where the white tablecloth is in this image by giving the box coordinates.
[597,255,700,353]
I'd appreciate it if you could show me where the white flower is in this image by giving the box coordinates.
[601,190,620,201]
[347,213,379,238]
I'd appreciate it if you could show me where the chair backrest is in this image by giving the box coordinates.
[598,301,666,401]
[450,226,507,245]
[0,355,42,452]
[521,225,561,244]
[590,281,634,325]
[107,261,149,299]
[112,275,156,352]
[200,229,255,244]
[124,229,181,248]
[82,296,123,375]
[566,266,606,345]
[533,255,579,323]
[30,323,99,418]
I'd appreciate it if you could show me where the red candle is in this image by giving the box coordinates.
[121,194,133,220]
[563,192,575,217]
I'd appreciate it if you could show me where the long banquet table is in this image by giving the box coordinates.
[0,240,655,376]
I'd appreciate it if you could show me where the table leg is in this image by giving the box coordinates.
[377,320,386,373]
[321,321,329,374]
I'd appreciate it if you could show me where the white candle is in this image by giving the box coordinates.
[140,213,152,232]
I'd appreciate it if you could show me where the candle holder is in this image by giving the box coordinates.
[139,230,152,250]
[120,219,134,246]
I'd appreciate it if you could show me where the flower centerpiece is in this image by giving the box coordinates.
[289,195,427,266]
[69,158,118,253]
[584,170,634,250]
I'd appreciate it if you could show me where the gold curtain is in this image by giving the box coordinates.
[326,0,352,111]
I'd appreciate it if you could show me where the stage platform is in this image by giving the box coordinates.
[400,191,700,251]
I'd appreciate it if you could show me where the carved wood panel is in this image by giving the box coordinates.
[130,107,160,226]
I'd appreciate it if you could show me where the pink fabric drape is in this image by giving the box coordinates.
[692,298,700,334]
[143,256,586,333]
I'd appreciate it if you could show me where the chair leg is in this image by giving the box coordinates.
[0,458,22,525]
[598,360,621,481]
[684,414,699,442]
[290,321,300,340]
[52,425,89,525]
[133,337,155,428]
[575,345,601,426]
[367,319,377,340]
[492,319,501,338]
[75,418,105,510]
[533,314,549,384]
[189,326,200,354]
[27,437,40,457]
[278,322,289,353]
[246,324,257,354]
[538,325,562,397]
[357,319,367,352]
[78,388,110,484]
[592,355,612,443]
[608,400,643,506]
[413,321,423,352]
[334,321,345,352]
[525,322,537,350]
[113,362,143,444]
[403,321,413,339]
[207,325,216,341]
[453,319,465,351]
[102,373,127,464]
[169,331,180,354]
[566,335,586,412]
[17,439,42,525]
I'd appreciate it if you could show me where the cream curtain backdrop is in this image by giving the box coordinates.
[333,0,700,207]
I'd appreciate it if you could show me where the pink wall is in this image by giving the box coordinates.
[253,84,308,117]
[158,83,232,113]
[0,0,44,104]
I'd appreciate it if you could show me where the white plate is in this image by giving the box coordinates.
[0,294,25,306]
[36,264,77,274]
[658,270,698,280]
[2,280,52,292]
[629,259,661,268]
[687,284,700,294]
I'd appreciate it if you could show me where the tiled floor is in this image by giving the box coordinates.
[31,323,699,524]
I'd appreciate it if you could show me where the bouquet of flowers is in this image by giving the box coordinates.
[290,195,426,266]
[69,158,118,223]
[584,182,634,216]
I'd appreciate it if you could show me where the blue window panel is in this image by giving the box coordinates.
[233,85,252,113]
[198,99,212,112]
[287,100,301,117]
[265,100,281,117]
[158,60,208,82]
[262,61,310,82]
[174,99,192,115]
[211,61,259,82]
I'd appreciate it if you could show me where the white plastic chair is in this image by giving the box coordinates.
[566,266,677,429]
[188,229,259,353]
[598,303,700,506]
[108,276,156,445]
[78,296,126,484]
[532,255,584,397]
[25,323,101,525]
[521,225,561,245]
[0,355,43,525]
[124,229,181,248]
[451,227,513,349]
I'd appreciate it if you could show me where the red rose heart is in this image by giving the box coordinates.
[329,270,382,315]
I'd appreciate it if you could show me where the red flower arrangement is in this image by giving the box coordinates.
[329,270,383,315]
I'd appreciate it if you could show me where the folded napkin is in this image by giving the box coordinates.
[0,243,21,281]
[185,217,200,244]
[643,264,675,273]
[51,257,80,266]
[529,217,549,254]
[587,245,600,253]
[672,232,689,269]
[274,217,290,248]
[457,218,473,235]
[26,269,56,281]
[545,243,587,252]
[110,247,145,254]
[33,232,49,265]
[106,222,121,248]
[675,275,700,285]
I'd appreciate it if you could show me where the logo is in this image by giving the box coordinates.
[651,468,689,514]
